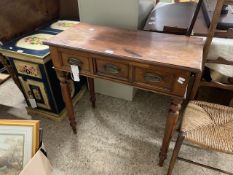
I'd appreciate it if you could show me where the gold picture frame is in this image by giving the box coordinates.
[0,120,40,174]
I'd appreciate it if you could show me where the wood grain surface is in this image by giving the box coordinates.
[45,23,203,72]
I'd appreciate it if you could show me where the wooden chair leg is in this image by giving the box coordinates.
[186,0,203,36]
[167,132,185,175]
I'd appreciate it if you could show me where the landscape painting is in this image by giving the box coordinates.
[0,134,24,175]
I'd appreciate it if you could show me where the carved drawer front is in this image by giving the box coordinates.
[95,57,129,81]
[62,52,91,74]
[14,60,42,78]
[133,65,190,96]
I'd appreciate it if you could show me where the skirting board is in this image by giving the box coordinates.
[26,85,87,121]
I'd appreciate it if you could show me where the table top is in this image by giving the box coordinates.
[44,23,203,72]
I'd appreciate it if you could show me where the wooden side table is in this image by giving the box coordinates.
[44,23,203,166]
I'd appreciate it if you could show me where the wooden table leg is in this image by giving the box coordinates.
[87,77,96,108]
[159,98,182,166]
[56,70,77,134]
[189,72,202,100]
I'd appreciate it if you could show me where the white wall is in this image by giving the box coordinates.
[78,0,154,30]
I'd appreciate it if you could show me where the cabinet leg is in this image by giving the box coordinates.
[87,77,96,108]
[0,54,21,90]
[57,71,77,134]
[159,98,182,166]
[0,54,31,106]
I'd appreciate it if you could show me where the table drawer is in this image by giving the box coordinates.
[95,57,129,81]
[62,53,91,74]
[133,65,190,96]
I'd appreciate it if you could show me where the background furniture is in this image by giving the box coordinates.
[202,0,233,30]
[0,0,86,120]
[78,0,154,101]
[0,0,59,85]
[44,22,203,166]
[144,1,208,35]
[167,101,233,175]
[145,0,233,36]
[166,1,233,174]
[0,0,80,42]
[0,0,80,85]
[199,0,233,99]
[0,27,86,120]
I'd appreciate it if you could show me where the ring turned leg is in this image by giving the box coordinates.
[87,77,96,108]
[159,98,182,166]
[57,71,77,134]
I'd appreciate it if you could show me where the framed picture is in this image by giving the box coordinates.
[0,120,40,175]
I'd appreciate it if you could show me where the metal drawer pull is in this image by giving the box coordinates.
[104,63,120,74]
[144,73,162,83]
[68,57,83,66]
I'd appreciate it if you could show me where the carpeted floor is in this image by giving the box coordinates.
[0,79,233,175]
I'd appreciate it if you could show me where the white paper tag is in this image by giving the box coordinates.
[71,65,80,82]
[177,77,186,84]
[184,86,188,98]
[29,98,37,108]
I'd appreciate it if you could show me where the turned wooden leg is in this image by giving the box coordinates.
[87,77,96,108]
[159,98,183,166]
[57,71,77,134]
[167,132,185,175]
[189,72,202,100]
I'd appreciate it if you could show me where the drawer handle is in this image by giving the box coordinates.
[144,73,162,83]
[104,63,120,74]
[68,57,83,66]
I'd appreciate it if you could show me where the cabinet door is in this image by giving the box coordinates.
[19,77,51,110]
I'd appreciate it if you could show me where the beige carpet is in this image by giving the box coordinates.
[0,79,233,175]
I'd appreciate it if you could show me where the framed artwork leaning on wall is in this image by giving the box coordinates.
[0,120,40,175]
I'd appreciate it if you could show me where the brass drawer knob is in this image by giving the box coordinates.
[104,63,120,74]
[68,57,83,66]
[144,73,162,83]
